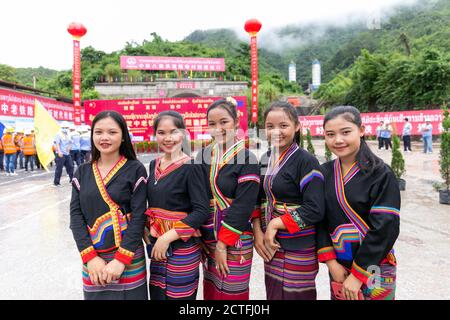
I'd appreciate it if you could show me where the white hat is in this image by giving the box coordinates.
[61,121,70,128]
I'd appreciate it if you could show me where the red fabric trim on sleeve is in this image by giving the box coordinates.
[251,208,262,220]
[81,246,98,264]
[280,213,301,234]
[317,247,337,263]
[218,227,241,247]
[114,247,135,265]
[351,262,371,285]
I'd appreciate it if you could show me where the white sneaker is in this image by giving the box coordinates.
[11,172,18,176]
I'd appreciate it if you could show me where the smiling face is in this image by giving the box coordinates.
[93,116,123,157]
[155,116,184,157]
[207,106,237,146]
[324,114,365,161]
[265,108,300,152]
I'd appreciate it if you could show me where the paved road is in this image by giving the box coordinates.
[0,141,448,299]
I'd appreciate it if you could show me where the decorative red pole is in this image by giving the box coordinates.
[67,22,87,126]
[244,19,262,125]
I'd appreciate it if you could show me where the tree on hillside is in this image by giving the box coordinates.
[104,64,122,83]
[0,64,17,82]
[345,50,387,112]
[81,46,106,65]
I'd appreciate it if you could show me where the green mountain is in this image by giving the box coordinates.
[15,67,59,87]
[183,0,450,86]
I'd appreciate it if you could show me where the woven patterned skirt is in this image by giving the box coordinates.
[149,240,201,300]
[264,246,319,300]
[202,234,253,300]
[330,263,397,300]
[82,245,147,300]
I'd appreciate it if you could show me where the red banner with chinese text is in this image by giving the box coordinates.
[0,87,83,122]
[120,56,226,72]
[84,96,248,141]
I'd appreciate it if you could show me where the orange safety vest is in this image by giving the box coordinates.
[0,139,3,151]
[14,135,23,152]
[2,134,17,154]
[22,136,36,156]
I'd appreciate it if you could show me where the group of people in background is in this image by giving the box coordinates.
[53,122,92,186]
[376,117,433,153]
[0,123,92,179]
[70,99,401,301]
[0,127,42,176]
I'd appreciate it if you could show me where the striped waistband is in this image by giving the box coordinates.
[146,207,188,221]
[262,201,300,217]
[146,207,195,238]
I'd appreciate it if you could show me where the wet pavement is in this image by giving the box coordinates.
[0,141,449,299]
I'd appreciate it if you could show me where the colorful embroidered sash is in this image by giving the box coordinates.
[263,143,299,227]
[334,160,369,240]
[209,139,245,239]
[154,155,191,185]
[261,200,315,238]
[334,159,395,263]
[145,207,201,238]
[90,156,129,251]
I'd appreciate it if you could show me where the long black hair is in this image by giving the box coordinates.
[153,110,191,156]
[263,101,301,145]
[91,110,137,162]
[206,97,238,125]
[323,106,383,173]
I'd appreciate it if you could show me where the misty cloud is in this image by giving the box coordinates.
[233,0,420,54]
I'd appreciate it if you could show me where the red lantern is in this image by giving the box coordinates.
[244,19,262,35]
[67,22,87,38]
[67,22,87,125]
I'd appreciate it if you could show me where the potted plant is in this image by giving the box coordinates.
[306,128,316,156]
[391,134,406,190]
[438,105,450,204]
[299,125,305,149]
[325,142,332,162]
[143,141,149,153]
[149,141,158,153]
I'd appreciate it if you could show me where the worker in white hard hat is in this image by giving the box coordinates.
[1,127,18,175]
[70,124,81,167]
[80,124,91,164]
[61,121,70,128]
[22,129,36,172]
[14,129,25,170]
[53,121,73,186]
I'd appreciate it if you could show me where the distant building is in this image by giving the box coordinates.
[312,60,321,91]
[288,61,296,83]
